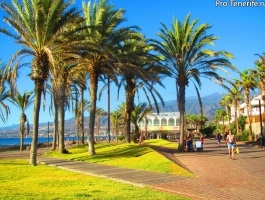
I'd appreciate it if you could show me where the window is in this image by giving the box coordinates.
[168,118,175,126]
[161,118,167,126]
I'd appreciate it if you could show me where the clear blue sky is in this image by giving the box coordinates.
[0,0,264,127]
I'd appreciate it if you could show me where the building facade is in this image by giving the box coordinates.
[139,112,180,139]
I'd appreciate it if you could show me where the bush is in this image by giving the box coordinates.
[117,135,125,141]
[238,129,249,141]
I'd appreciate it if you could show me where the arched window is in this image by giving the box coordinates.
[176,118,180,126]
[154,118,160,126]
[161,118,167,126]
[168,118,175,126]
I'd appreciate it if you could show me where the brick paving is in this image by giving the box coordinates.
[1,139,265,199]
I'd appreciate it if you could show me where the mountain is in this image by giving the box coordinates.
[0,93,224,135]
[156,92,224,121]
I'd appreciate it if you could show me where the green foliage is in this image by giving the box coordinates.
[0,159,189,200]
[46,139,193,177]
[238,129,249,141]
[117,135,125,141]
[201,125,215,137]
[238,115,247,131]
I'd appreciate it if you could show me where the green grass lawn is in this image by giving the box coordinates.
[0,159,190,200]
[45,139,193,177]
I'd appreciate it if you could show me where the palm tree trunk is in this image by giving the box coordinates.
[30,81,42,166]
[80,88,85,145]
[19,113,26,151]
[52,97,58,150]
[178,84,186,152]
[88,74,98,155]
[58,85,66,153]
[59,100,65,153]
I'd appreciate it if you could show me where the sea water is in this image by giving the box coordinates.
[0,136,113,147]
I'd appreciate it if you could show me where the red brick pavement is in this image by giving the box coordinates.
[152,139,265,200]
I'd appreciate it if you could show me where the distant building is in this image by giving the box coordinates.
[232,94,265,138]
[139,112,180,139]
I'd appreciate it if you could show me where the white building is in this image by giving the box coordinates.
[139,112,180,139]
[234,94,265,137]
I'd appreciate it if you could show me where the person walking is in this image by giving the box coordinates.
[217,133,222,147]
[226,130,236,159]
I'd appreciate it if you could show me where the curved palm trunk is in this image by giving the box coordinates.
[30,81,42,166]
[178,84,186,152]
[88,74,98,155]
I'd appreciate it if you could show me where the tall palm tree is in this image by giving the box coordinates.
[229,83,242,138]
[0,0,82,165]
[236,69,257,141]
[79,0,139,155]
[117,36,167,143]
[151,14,235,151]
[12,91,34,151]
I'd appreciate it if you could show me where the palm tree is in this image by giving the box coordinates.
[79,0,139,155]
[0,0,82,165]
[0,87,10,124]
[0,61,11,123]
[12,91,34,151]
[253,53,265,100]
[236,69,257,141]
[131,102,152,142]
[219,94,232,127]
[95,107,107,142]
[117,36,167,143]
[110,110,122,143]
[215,109,227,135]
[229,83,242,138]
[151,14,235,151]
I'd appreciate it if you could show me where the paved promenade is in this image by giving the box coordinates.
[1,139,265,199]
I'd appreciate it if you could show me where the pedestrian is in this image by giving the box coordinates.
[259,133,264,148]
[217,133,222,147]
[226,130,236,159]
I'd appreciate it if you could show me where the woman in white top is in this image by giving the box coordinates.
[226,130,236,159]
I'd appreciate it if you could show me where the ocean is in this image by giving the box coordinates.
[0,137,75,147]
[0,135,113,147]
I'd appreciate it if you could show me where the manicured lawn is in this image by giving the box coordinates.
[0,159,190,200]
[45,139,193,177]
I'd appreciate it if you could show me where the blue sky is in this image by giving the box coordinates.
[0,0,265,127]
